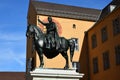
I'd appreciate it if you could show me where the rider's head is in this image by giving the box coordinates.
[48,16,52,23]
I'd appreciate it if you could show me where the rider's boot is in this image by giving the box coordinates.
[46,40,50,49]
[52,41,55,48]
[56,41,60,50]
[51,38,55,48]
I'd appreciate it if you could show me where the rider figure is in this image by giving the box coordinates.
[38,16,59,49]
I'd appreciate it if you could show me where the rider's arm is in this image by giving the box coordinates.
[38,19,47,25]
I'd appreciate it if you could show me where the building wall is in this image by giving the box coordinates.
[0,72,25,80]
[87,7,120,80]
[27,5,96,69]
[79,33,90,80]
[26,2,37,71]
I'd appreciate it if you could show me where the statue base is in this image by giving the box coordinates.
[26,68,84,80]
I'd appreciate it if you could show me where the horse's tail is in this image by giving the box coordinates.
[68,38,75,62]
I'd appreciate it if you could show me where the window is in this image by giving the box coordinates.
[115,45,120,65]
[93,57,99,74]
[91,34,97,49]
[103,51,110,70]
[109,5,116,12]
[101,27,108,42]
[73,24,76,29]
[113,17,120,35]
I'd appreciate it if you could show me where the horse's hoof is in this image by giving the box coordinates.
[64,66,69,70]
[39,66,43,68]
[39,65,44,68]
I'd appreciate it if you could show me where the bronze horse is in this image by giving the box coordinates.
[26,25,75,69]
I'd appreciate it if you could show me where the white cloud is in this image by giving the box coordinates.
[0,31,26,71]
[0,32,25,41]
[0,48,26,66]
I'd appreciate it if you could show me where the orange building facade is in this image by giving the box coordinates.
[3,1,120,80]
[80,0,120,80]
[26,0,100,71]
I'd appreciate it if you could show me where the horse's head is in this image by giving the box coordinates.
[26,24,44,39]
[26,25,35,38]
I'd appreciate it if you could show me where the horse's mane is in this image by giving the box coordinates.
[33,25,44,35]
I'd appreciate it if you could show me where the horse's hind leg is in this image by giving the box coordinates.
[61,51,69,69]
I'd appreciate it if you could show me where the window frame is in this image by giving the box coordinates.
[103,51,110,70]
[91,34,97,49]
[101,26,108,43]
[115,45,120,65]
[93,57,99,74]
[112,17,120,35]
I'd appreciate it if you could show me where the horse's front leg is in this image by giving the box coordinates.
[61,51,69,69]
[37,48,44,68]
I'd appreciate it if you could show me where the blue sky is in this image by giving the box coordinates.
[0,0,112,71]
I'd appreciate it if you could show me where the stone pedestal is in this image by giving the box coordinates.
[27,68,84,80]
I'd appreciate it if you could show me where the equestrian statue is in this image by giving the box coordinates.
[26,16,76,69]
